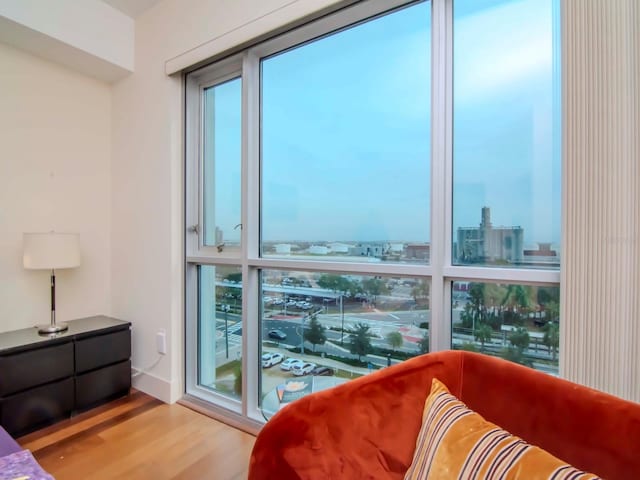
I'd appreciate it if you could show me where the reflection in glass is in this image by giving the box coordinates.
[198,265,243,400]
[452,0,561,268]
[261,2,431,264]
[203,78,242,251]
[451,281,560,374]
[259,269,430,405]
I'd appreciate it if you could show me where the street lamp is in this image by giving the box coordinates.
[223,303,230,358]
[340,294,344,346]
[301,313,306,354]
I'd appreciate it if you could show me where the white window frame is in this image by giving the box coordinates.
[184,0,561,430]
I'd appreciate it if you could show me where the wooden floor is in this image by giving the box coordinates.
[17,391,256,479]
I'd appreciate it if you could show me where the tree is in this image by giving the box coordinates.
[411,281,430,307]
[361,278,389,303]
[349,322,373,361]
[386,331,403,351]
[233,362,242,396]
[226,272,242,283]
[543,321,560,360]
[458,342,479,353]
[545,300,560,323]
[304,314,327,352]
[418,331,429,354]
[509,327,530,353]
[474,323,493,351]
[318,274,353,294]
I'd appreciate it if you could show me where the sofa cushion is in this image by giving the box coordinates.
[404,378,601,480]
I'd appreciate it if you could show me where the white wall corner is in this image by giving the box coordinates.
[132,370,177,404]
[0,0,134,83]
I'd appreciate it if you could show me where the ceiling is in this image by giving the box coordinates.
[101,0,163,18]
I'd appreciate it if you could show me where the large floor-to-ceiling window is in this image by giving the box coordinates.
[185,0,560,425]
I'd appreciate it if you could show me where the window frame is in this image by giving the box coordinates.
[184,0,561,429]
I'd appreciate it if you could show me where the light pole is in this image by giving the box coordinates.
[301,313,306,354]
[223,304,230,358]
[340,294,344,346]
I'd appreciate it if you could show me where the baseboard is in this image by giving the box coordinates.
[132,371,174,403]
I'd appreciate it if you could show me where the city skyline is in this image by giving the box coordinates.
[208,0,561,247]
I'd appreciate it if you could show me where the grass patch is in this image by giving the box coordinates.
[216,359,242,377]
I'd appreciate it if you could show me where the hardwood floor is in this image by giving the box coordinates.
[17,391,256,479]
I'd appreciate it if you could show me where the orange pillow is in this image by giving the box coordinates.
[404,378,602,480]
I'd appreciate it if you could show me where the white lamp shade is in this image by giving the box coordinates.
[23,232,81,270]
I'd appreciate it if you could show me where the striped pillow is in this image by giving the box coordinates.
[404,378,601,480]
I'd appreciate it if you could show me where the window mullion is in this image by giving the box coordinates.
[430,0,453,352]
[242,50,261,419]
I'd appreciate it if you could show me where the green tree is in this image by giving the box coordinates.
[349,322,373,361]
[225,272,242,283]
[304,314,327,352]
[474,323,493,351]
[501,346,529,366]
[361,278,389,303]
[386,331,403,351]
[509,327,530,353]
[411,281,430,307]
[233,362,242,396]
[418,331,429,354]
[545,300,560,323]
[458,342,479,353]
[459,303,475,329]
[543,321,560,360]
[318,274,353,294]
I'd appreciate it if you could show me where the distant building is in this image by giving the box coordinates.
[309,245,329,255]
[328,242,350,253]
[456,207,524,264]
[349,244,386,257]
[405,243,430,261]
[274,244,291,254]
[521,243,560,267]
[389,243,404,253]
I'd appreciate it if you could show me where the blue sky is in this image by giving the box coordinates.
[208,0,560,247]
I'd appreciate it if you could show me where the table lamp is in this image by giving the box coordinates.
[23,232,81,334]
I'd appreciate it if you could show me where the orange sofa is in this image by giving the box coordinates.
[249,350,640,479]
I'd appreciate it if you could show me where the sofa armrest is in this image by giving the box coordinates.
[249,352,464,480]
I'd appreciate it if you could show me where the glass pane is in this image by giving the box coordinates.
[203,78,242,251]
[261,2,431,264]
[452,281,560,375]
[260,269,430,416]
[452,0,561,268]
[198,265,243,400]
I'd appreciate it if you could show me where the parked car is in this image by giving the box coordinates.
[268,329,287,340]
[310,366,335,376]
[261,352,284,368]
[292,362,317,376]
[280,358,303,371]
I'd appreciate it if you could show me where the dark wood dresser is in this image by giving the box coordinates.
[0,316,131,437]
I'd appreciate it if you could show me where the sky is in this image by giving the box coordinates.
[206,0,561,247]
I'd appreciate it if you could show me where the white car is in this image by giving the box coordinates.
[261,352,284,368]
[292,362,317,376]
[280,358,303,371]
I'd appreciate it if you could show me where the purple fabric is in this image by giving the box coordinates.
[0,449,54,480]
[0,427,21,457]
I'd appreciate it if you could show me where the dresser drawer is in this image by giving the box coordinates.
[0,342,74,396]
[75,329,131,374]
[0,377,74,437]
[75,359,131,411]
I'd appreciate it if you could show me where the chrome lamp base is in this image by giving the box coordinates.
[38,321,69,335]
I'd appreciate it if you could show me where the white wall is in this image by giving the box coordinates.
[0,42,111,333]
[111,0,341,403]
[0,0,134,82]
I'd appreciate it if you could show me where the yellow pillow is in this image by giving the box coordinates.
[404,378,601,480]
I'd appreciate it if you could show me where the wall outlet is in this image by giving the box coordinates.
[156,330,167,355]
